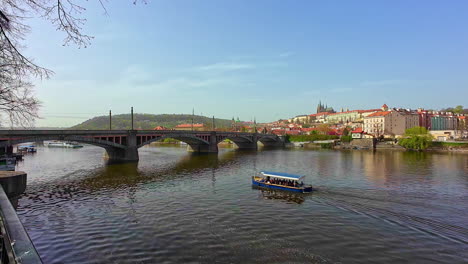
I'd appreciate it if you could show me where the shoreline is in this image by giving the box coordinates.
[286,142,468,153]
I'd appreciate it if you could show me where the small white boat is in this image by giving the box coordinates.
[0,156,16,171]
[46,141,83,148]
[17,145,37,153]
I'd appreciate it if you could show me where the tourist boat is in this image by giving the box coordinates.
[46,141,83,148]
[17,145,37,153]
[252,171,314,193]
[0,156,16,171]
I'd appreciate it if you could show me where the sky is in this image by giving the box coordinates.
[23,0,468,127]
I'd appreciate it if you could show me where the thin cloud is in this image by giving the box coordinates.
[360,80,407,87]
[195,62,255,72]
[302,90,321,96]
[279,51,294,58]
[331,87,353,93]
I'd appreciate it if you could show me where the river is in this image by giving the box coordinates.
[15,145,468,263]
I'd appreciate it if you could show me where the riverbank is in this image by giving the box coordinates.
[286,141,468,153]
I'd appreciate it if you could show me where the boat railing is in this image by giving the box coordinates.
[0,186,42,264]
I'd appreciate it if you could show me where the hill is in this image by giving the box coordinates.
[71,114,234,130]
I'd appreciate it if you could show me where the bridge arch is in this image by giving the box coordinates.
[0,135,126,150]
[257,135,285,148]
[217,135,256,149]
[137,134,210,149]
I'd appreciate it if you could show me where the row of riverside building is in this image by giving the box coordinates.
[280,103,467,140]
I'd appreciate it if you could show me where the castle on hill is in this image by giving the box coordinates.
[316,101,335,113]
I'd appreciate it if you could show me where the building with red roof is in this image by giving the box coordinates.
[174,123,205,131]
[153,126,169,130]
[364,109,418,137]
[417,108,460,131]
[326,108,382,124]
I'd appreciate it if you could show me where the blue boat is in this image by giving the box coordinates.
[252,171,314,193]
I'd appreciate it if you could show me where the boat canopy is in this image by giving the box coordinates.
[260,171,305,181]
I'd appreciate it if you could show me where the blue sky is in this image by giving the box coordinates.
[25,0,468,127]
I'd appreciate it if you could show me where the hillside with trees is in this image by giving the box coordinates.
[71,114,234,130]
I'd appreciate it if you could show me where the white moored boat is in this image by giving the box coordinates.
[46,141,83,148]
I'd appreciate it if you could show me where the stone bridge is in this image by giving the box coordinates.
[0,130,284,162]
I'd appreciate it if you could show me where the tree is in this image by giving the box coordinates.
[398,126,433,151]
[441,106,468,114]
[317,124,331,135]
[0,1,143,126]
[454,105,463,114]
[342,127,350,136]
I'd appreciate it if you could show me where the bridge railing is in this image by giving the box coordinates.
[0,186,42,264]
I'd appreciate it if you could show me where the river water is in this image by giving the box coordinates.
[15,145,468,263]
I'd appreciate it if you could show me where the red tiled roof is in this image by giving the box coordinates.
[310,112,332,116]
[175,123,204,128]
[153,126,168,130]
[357,109,382,113]
[300,127,318,132]
[382,104,388,108]
[367,111,391,117]
[285,130,300,135]
[352,127,363,133]
[272,130,285,135]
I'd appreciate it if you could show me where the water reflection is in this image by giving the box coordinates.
[77,150,254,191]
[252,186,306,204]
[15,145,468,264]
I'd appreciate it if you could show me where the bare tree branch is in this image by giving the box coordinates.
[0,0,145,127]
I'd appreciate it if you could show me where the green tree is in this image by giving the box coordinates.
[454,105,464,114]
[342,127,350,136]
[341,135,352,143]
[398,126,433,151]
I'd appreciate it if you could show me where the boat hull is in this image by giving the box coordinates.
[252,178,313,193]
[0,157,16,171]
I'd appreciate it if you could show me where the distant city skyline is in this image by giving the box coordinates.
[22,1,468,127]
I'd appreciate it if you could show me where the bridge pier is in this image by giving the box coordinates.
[187,143,218,153]
[106,147,139,162]
[261,141,285,148]
[234,141,258,150]
[187,132,218,153]
[259,136,286,148]
[106,131,139,162]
